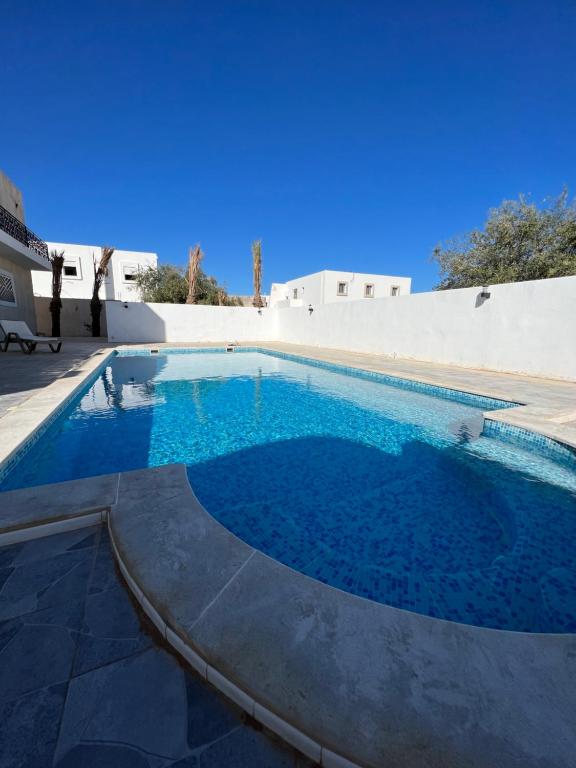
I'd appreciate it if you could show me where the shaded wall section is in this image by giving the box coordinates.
[35,297,107,338]
[105,301,276,343]
[0,253,37,331]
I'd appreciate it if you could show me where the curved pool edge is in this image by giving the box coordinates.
[107,463,575,768]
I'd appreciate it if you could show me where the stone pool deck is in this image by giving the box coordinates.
[0,522,313,767]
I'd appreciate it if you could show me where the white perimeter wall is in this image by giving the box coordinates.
[105,301,277,343]
[277,276,576,380]
[105,276,576,380]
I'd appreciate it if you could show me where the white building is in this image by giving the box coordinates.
[32,242,157,302]
[269,270,412,308]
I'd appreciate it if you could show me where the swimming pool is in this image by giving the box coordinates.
[2,349,575,633]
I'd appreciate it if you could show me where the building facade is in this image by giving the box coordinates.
[32,242,158,303]
[0,170,50,331]
[269,270,412,308]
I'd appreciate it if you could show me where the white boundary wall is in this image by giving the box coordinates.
[105,301,277,343]
[277,276,576,380]
[105,277,576,380]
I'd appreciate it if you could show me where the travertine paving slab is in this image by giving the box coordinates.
[191,550,576,768]
[0,473,118,533]
[110,464,254,633]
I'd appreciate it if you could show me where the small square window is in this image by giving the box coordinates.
[364,283,374,298]
[0,269,16,306]
[63,265,78,277]
[292,288,298,299]
[123,265,138,282]
[390,285,400,296]
[337,281,348,296]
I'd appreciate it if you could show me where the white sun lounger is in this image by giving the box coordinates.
[0,320,62,354]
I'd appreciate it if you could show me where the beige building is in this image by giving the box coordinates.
[0,170,50,331]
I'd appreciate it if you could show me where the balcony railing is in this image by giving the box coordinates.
[0,202,49,262]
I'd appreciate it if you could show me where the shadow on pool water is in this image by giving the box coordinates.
[188,436,576,633]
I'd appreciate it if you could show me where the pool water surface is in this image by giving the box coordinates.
[1,350,575,632]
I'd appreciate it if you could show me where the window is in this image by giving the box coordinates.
[364,283,375,298]
[337,281,348,296]
[292,288,298,299]
[123,265,138,283]
[390,285,400,296]
[0,269,16,306]
[62,259,81,279]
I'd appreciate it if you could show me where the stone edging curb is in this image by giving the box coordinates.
[106,505,362,768]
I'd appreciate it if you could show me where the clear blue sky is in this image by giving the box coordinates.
[2,1,575,293]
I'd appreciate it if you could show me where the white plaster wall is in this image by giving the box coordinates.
[104,277,576,380]
[33,243,157,302]
[105,301,277,343]
[276,276,576,380]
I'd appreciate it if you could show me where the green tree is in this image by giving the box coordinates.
[432,191,576,289]
[134,264,242,305]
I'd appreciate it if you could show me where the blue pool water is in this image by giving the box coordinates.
[2,350,575,632]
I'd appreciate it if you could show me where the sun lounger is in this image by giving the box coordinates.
[0,320,62,354]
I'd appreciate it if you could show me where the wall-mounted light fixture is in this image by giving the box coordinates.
[123,303,129,309]
[479,286,491,299]
[308,304,314,315]
[257,308,262,315]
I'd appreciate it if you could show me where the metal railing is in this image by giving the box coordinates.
[0,202,49,262]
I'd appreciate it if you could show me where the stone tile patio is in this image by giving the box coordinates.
[0,340,113,419]
[0,525,314,768]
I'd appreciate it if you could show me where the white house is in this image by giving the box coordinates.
[32,242,157,303]
[269,270,412,308]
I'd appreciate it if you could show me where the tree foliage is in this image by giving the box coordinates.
[432,191,576,290]
[134,264,242,305]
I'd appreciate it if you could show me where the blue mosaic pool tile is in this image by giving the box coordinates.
[539,568,576,633]
[482,418,576,470]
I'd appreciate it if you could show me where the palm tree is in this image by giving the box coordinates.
[48,249,65,336]
[90,246,114,337]
[186,244,203,304]
[252,239,263,308]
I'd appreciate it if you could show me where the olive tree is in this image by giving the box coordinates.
[432,191,576,289]
[135,264,242,305]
